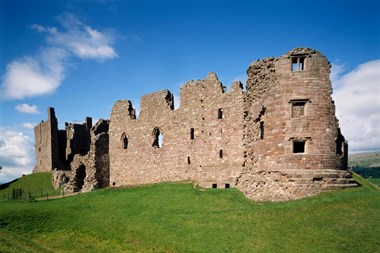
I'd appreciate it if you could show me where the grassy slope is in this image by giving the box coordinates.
[0,173,379,253]
[0,173,57,199]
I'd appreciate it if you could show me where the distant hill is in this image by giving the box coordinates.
[349,151,380,167]
[349,151,380,186]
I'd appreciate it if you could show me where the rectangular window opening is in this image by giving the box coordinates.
[291,57,306,71]
[212,183,217,188]
[225,183,230,189]
[293,141,306,154]
[187,156,191,164]
[219,149,223,158]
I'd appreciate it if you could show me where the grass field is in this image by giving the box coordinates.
[0,173,379,253]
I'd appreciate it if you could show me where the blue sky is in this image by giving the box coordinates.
[0,0,379,183]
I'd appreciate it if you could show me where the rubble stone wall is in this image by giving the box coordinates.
[36,48,356,201]
[109,73,245,188]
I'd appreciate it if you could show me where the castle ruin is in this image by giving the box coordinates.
[34,48,356,201]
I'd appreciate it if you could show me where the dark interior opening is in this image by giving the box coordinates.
[225,183,230,189]
[293,141,305,153]
[217,108,223,119]
[260,121,264,140]
[76,164,86,191]
[212,183,217,188]
[122,134,128,149]
[190,128,195,140]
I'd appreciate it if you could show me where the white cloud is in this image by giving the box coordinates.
[332,60,380,153]
[21,123,36,129]
[15,103,40,114]
[0,129,35,183]
[1,13,118,100]
[34,13,118,61]
[330,63,346,87]
[1,48,66,99]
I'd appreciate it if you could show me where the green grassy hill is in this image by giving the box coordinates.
[0,172,57,200]
[0,172,379,253]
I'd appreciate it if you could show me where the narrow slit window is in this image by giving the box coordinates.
[293,141,306,153]
[187,156,191,164]
[190,128,195,140]
[219,149,223,158]
[217,108,223,119]
[260,121,264,140]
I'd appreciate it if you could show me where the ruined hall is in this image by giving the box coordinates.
[33,48,357,201]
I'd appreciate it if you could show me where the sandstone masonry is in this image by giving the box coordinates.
[34,48,356,201]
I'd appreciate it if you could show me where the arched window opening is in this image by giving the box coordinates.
[121,134,129,149]
[152,128,163,148]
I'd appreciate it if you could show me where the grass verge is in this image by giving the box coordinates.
[0,173,379,252]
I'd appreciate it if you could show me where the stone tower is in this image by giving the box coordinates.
[34,107,60,172]
[236,48,351,201]
[33,107,92,172]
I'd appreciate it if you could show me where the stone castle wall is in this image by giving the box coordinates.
[109,73,245,188]
[34,48,356,201]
